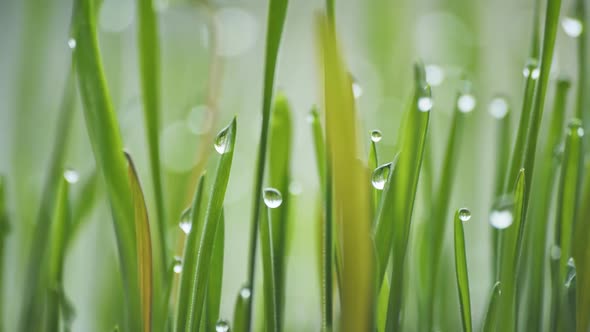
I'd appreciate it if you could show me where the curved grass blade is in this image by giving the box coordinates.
[481,282,502,332]
[369,139,380,214]
[245,1,289,328]
[19,63,76,331]
[574,163,590,332]
[72,0,140,328]
[454,208,472,332]
[206,209,225,331]
[185,118,236,331]
[572,0,588,128]
[232,285,252,332]
[490,96,511,198]
[317,13,372,332]
[125,152,154,332]
[135,0,167,284]
[175,173,206,331]
[260,204,279,332]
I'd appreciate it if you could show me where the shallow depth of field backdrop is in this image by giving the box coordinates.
[0,0,587,331]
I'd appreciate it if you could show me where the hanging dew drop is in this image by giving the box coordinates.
[417,97,433,112]
[63,168,80,184]
[562,16,583,38]
[263,188,282,209]
[457,94,476,113]
[239,286,252,299]
[67,38,77,49]
[173,256,182,274]
[458,208,471,222]
[488,97,509,119]
[489,195,514,229]
[352,81,363,99]
[371,162,393,190]
[214,123,232,154]
[522,59,540,80]
[179,207,192,234]
[567,119,584,137]
[370,129,382,142]
[215,319,230,332]
[566,257,576,288]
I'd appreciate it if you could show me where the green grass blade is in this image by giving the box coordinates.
[185,118,236,331]
[0,176,8,331]
[481,282,502,332]
[377,276,389,332]
[554,120,584,330]
[232,285,252,332]
[260,203,280,332]
[317,13,372,332]
[19,63,76,331]
[245,1,289,328]
[135,0,167,284]
[70,171,99,241]
[454,208,473,332]
[310,106,326,185]
[490,97,511,198]
[125,152,154,332]
[206,210,225,331]
[574,163,590,332]
[369,139,380,214]
[72,0,140,329]
[522,77,570,332]
[573,0,588,126]
[175,173,206,332]
[497,169,526,332]
[549,245,560,332]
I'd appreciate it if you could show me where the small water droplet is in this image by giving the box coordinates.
[352,81,363,99]
[179,208,192,234]
[568,119,584,137]
[263,188,282,208]
[522,59,540,80]
[370,130,382,142]
[489,195,514,229]
[63,168,80,184]
[566,257,576,288]
[371,162,393,190]
[550,245,561,260]
[239,286,252,299]
[173,256,182,274]
[457,94,476,113]
[417,97,433,112]
[488,97,509,119]
[458,208,471,222]
[67,38,77,49]
[214,123,233,154]
[425,64,444,86]
[215,319,230,332]
[562,16,583,38]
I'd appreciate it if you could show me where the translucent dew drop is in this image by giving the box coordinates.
[173,256,182,274]
[568,119,584,137]
[370,129,382,143]
[562,16,583,38]
[566,257,576,288]
[239,286,252,299]
[263,188,283,209]
[488,97,509,119]
[457,94,476,113]
[458,208,471,222]
[63,168,80,184]
[417,97,433,112]
[214,123,232,154]
[179,208,192,234]
[522,59,540,80]
[67,38,77,49]
[352,80,363,99]
[371,162,393,190]
[489,195,514,229]
[215,319,230,332]
[425,64,445,86]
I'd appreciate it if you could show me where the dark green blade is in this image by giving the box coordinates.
[454,208,472,332]
[481,282,502,332]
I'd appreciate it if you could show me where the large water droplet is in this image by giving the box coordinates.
[370,129,382,142]
[562,16,583,38]
[457,94,476,113]
[489,195,514,229]
[263,188,283,209]
[173,256,182,274]
[458,208,471,222]
[214,123,233,154]
[566,257,576,288]
[371,162,393,190]
[568,119,584,137]
[67,38,77,49]
[239,286,252,299]
[417,97,433,112]
[425,64,445,86]
[179,208,192,234]
[488,97,509,119]
[215,319,230,332]
[63,168,80,184]
[522,59,540,80]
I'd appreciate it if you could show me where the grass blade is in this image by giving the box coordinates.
[245,1,289,329]
[317,13,372,332]
[454,208,473,332]
[185,118,236,331]
[260,202,280,332]
[125,152,154,332]
[135,0,167,284]
[72,0,140,328]
[574,163,590,332]
[0,176,8,331]
[232,285,252,332]
[206,210,225,331]
[481,282,502,332]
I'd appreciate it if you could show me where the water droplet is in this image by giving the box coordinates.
[550,245,561,260]
[63,168,80,184]
[263,188,283,209]
[566,257,576,288]
[457,94,476,113]
[568,119,584,137]
[214,123,233,154]
[173,256,182,274]
[489,195,514,229]
[522,59,540,80]
[562,16,583,38]
[417,97,433,112]
[371,162,393,190]
[239,286,252,299]
[488,97,509,119]
[179,208,192,234]
[425,64,445,86]
[458,208,471,222]
[370,130,382,142]
[215,319,230,332]
[67,38,77,49]
[352,80,363,99]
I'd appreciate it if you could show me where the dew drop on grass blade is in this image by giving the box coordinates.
[454,208,473,332]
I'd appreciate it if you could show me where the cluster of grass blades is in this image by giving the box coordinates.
[3,0,590,330]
